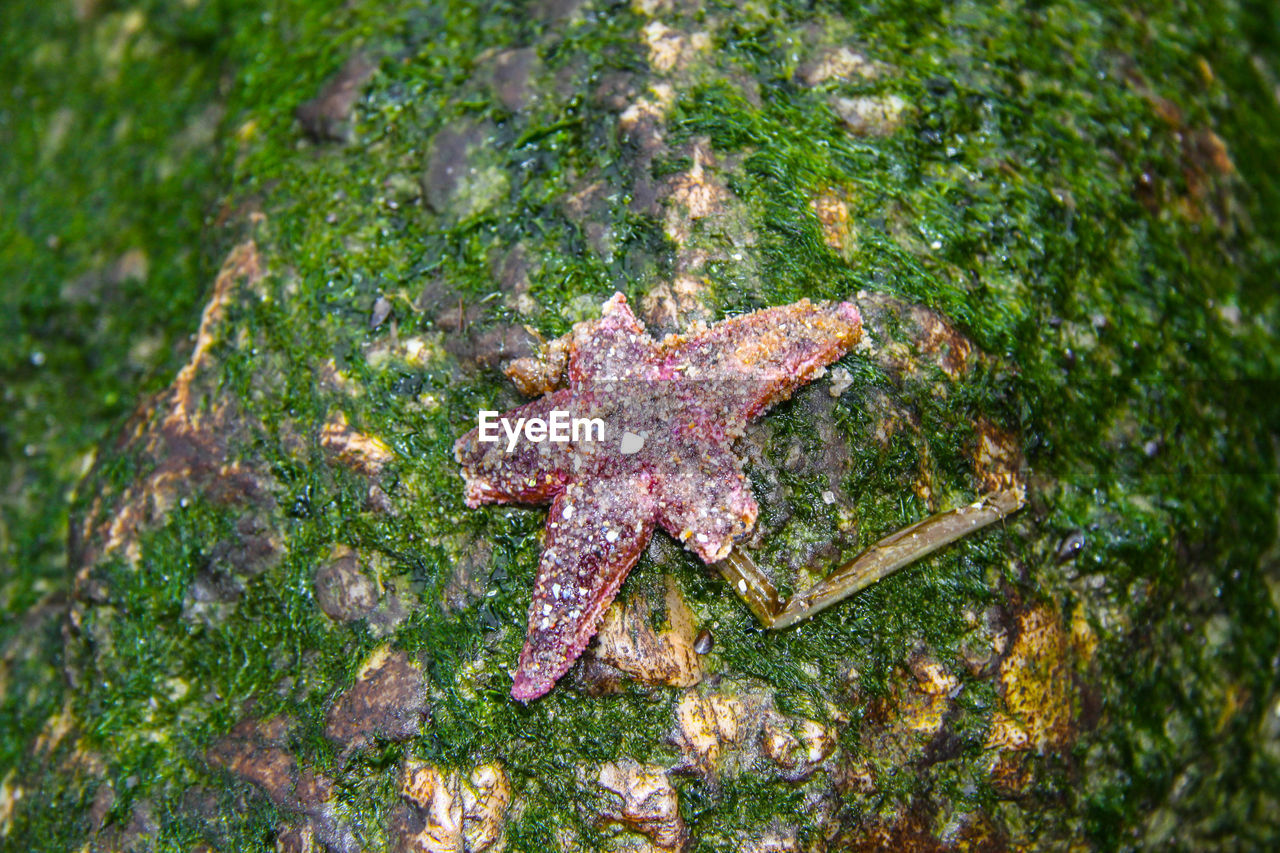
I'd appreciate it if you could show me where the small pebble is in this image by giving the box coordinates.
[1055,529,1086,562]
[370,295,392,329]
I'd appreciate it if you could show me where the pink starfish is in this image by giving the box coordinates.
[454,293,862,700]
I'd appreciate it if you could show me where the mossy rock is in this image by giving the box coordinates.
[3,0,1280,850]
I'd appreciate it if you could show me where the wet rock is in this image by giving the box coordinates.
[561,177,616,257]
[324,646,430,751]
[984,605,1075,756]
[443,322,540,370]
[390,760,511,853]
[661,143,730,246]
[209,512,281,578]
[739,826,800,853]
[640,21,710,75]
[68,242,275,610]
[852,290,996,383]
[370,295,393,329]
[671,685,836,781]
[321,410,393,477]
[828,798,1006,851]
[592,72,639,111]
[275,822,319,853]
[93,797,159,853]
[207,717,357,852]
[60,248,149,303]
[442,534,493,613]
[489,47,539,112]
[296,54,377,143]
[208,716,297,808]
[592,760,687,852]
[832,94,909,137]
[415,277,458,316]
[313,544,378,622]
[365,581,411,637]
[532,0,584,22]
[430,281,540,367]
[640,275,710,332]
[433,300,484,335]
[759,716,837,782]
[367,483,395,514]
[492,243,539,315]
[421,122,508,219]
[586,575,704,690]
[797,46,882,86]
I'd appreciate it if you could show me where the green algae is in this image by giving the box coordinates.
[2,0,1279,848]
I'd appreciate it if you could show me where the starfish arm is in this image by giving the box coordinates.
[654,442,759,564]
[568,293,662,383]
[453,390,575,507]
[664,299,862,422]
[511,476,657,701]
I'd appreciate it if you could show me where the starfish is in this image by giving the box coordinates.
[454,292,863,700]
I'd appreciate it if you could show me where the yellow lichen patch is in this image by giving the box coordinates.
[854,661,965,770]
[1070,606,1098,661]
[356,644,393,680]
[169,242,262,425]
[33,699,76,756]
[810,192,856,255]
[898,685,953,739]
[911,440,938,511]
[973,416,1024,494]
[1216,682,1248,735]
[672,685,838,780]
[911,658,961,697]
[321,410,393,476]
[0,769,17,839]
[630,0,671,15]
[985,605,1075,753]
